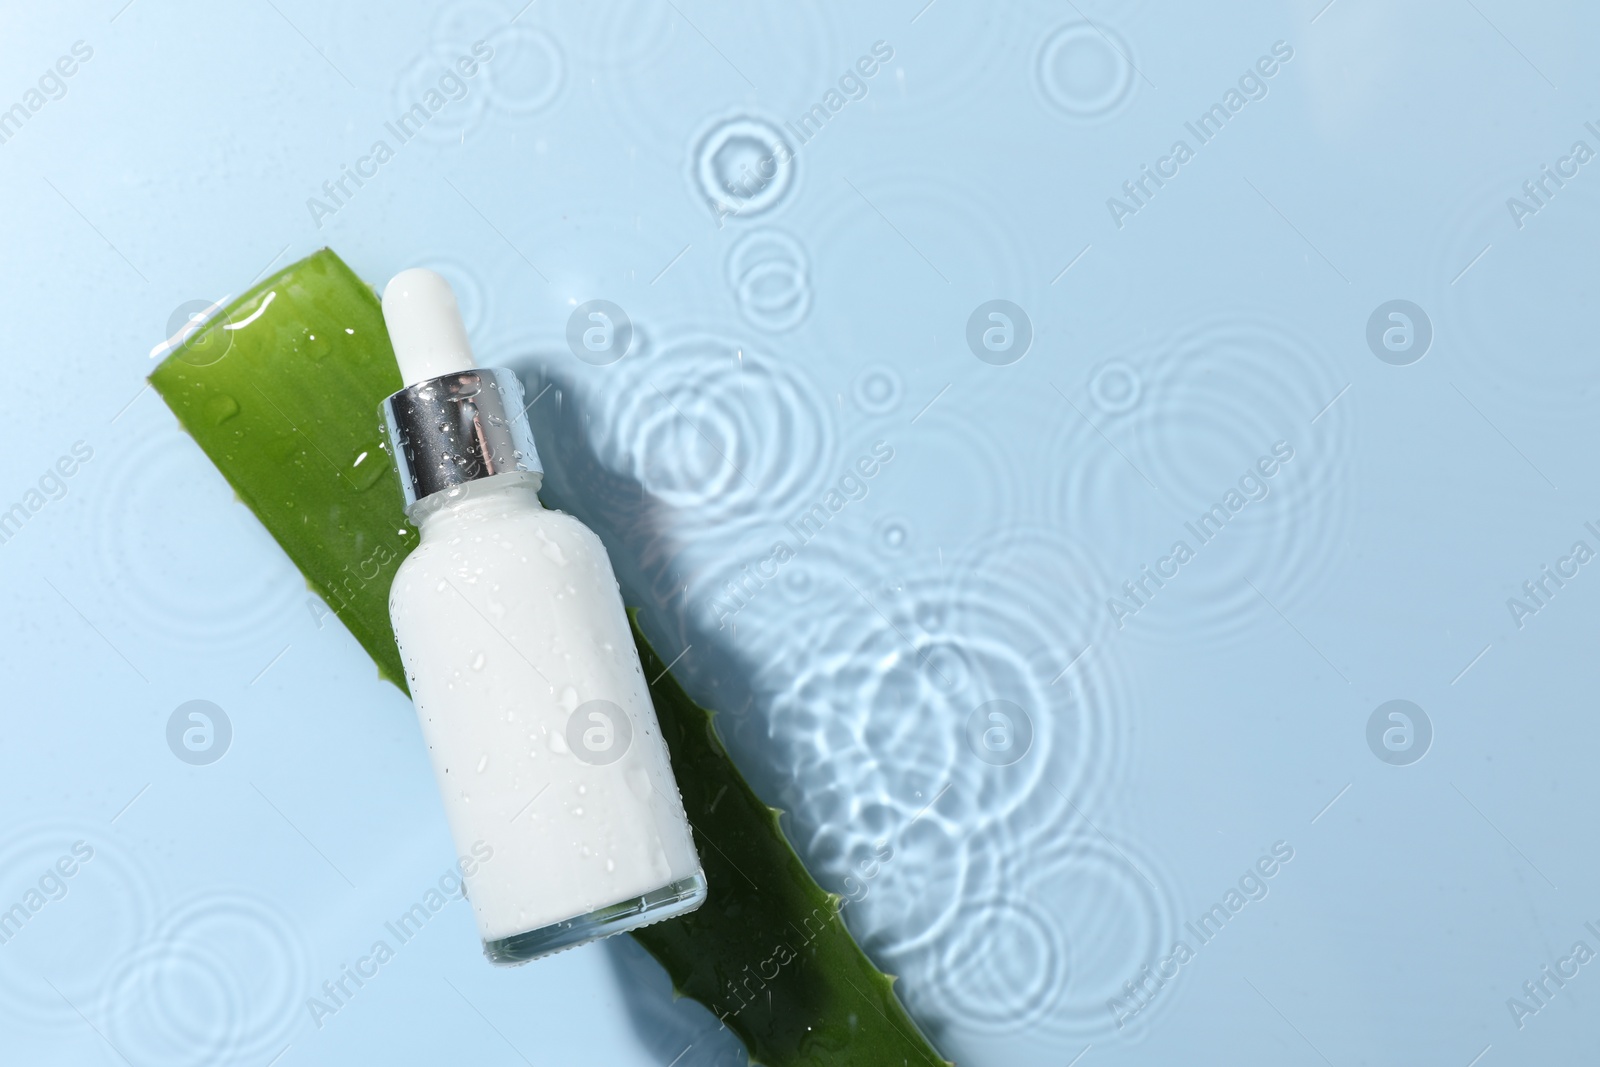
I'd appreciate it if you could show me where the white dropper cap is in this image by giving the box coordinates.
[382,268,476,387]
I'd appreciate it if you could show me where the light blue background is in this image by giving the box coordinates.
[2,1,1597,1064]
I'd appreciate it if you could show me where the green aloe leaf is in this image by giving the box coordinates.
[150,248,950,1067]
[151,249,416,689]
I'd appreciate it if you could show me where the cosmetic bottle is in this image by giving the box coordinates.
[379,268,705,963]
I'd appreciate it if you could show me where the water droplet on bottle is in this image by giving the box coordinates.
[536,528,568,565]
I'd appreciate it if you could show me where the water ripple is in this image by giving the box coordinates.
[743,531,1134,954]
[483,25,565,115]
[1022,830,1181,1038]
[98,891,309,1065]
[591,334,839,535]
[90,426,303,650]
[692,116,800,221]
[553,0,678,68]
[1429,175,1600,418]
[0,821,159,1028]
[886,825,1181,1039]
[852,365,904,416]
[101,939,244,1066]
[1058,316,1353,648]
[726,228,811,331]
[1035,21,1138,120]
[925,895,1069,1030]
[391,45,490,145]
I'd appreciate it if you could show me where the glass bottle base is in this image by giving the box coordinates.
[482,871,708,966]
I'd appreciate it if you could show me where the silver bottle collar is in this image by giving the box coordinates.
[381,367,542,510]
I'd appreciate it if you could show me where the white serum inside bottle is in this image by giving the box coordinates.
[379,268,705,963]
